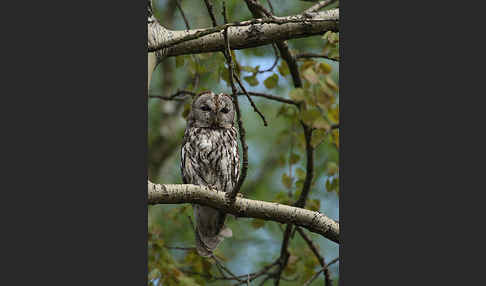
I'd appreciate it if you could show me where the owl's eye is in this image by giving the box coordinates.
[201,105,211,112]
[221,107,230,114]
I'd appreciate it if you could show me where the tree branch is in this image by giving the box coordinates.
[243,0,302,88]
[148,181,339,243]
[296,52,339,61]
[296,227,332,285]
[148,7,338,59]
[304,0,337,14]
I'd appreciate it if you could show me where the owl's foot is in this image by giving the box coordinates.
[207,184,217,191]
[224,192,236,206]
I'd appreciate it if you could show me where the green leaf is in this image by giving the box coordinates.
[313,117,331,130]
[323,31,339,44]
[243,75,259,86]
[310,129,327,148]
[251,219,265,229]
[278,61,290,76]
[296,168,306,180]
[282,173,293,189]
[301,109,321,126]
[289,153,300,164]
[327,161,338,176]
[326,76,339,91]
[289,88,305,102]
[295,179,304,190]
[264,73,279,89]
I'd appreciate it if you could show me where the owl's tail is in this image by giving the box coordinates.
[195,225,232,257]
[193,204,232,257]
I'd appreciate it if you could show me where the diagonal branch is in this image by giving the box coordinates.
[296,227,332,285]
[243,0,302,88]
[148,181,340,243]
[304,0,338,14]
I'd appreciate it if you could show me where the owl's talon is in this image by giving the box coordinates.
[224,193,235,206]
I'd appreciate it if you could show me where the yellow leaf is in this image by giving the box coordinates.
[301,109,321,126]
[313,117,330,130]
[300,60,315,72]
[289,88,305,102]
[278,61,290,76]
[332,129,339,148]
[326,76,339,91]
[303,68,319,84]
[318,62,332,74]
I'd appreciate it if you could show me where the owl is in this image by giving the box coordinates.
[181,91,240,257]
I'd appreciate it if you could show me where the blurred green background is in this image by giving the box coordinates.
[148,0,339,285]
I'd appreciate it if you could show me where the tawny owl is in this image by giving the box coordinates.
[181,91,240,257]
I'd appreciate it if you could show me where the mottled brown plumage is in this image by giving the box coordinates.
[181,91,240,257]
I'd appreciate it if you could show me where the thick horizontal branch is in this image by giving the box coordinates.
[148,181,339,243]
[148,9,338,58]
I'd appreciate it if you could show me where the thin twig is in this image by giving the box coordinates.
[296,227,332,285]
[256,44,280,73]
[187,215,195,230]
[258,275,271,286]
[148,90,196,101]
[221,1,249,205]
[212,254,244,282]
[149,90,297,106]
[302,257,339,286]
[294,123,315,208]
[203,0,219,27]
[296,52,339,62]
[175,0,190,30]
[267,0,274,14]
[273,225,293,286]
[273,122,315,285]
[148,95,185,101]
[232,261,280,286]
[236,92,297,106]
[304,0,337,14]
[164,246,196,251]
[233,75,268,126]
[175,1,201,90]
[243,0,302,88]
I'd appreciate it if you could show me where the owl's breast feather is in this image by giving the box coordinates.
[199,138,213,150]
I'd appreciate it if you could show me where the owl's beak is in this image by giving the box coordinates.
[210,112,221,128]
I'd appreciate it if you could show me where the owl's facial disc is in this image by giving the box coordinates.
[192,92,234,129]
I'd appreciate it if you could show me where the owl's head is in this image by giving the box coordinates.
[188,91,235,129]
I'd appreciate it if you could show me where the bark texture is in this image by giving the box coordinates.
[148,8,339,59]
[148,181,340,244]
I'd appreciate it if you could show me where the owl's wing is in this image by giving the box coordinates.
[181,139,212,186]
[232,137,240,185]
